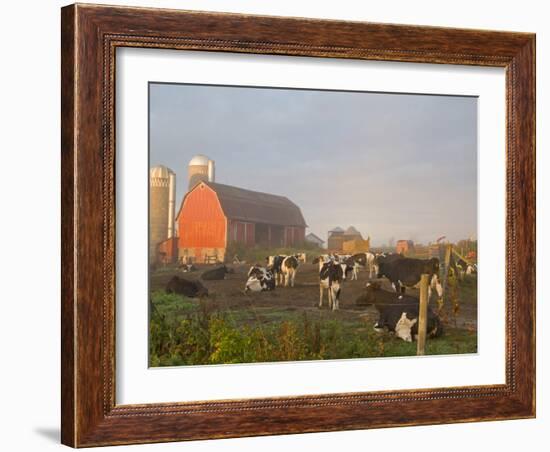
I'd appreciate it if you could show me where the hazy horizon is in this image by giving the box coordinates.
[149,83,477,246]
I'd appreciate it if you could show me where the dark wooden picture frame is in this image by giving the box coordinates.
[61,3,535,447]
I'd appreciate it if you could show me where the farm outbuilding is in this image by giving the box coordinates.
[305,232,325,248]
[327,225,367,252]
[342,237,370,254]
[396,239,415,255]
[176,181,307,263]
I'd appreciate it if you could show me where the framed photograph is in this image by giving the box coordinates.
[61,3,535,447]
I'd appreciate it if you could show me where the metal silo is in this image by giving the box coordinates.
[188,154,215,190]
[149,165,176,261]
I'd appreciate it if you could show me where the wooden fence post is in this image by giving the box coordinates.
[417,273,430,356]
[440,244,453,306]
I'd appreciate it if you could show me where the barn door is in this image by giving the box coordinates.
[194,247,202,263]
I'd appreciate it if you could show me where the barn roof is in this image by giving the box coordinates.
[180,181,307,227]
[306,232,325,243]
[344,226,362,237]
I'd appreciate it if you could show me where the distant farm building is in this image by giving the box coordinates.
[177,181,307,263]
[396,240,458,259]
[342,237,370,254]
[305,232,325,248]
[327,227,345,251]
[328,225,370,253]
[396,240,415,255]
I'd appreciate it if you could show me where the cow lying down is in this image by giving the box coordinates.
[245,265,276,292]
[201,265,233,281]
[356,282,442,342]
[165,276,208,298]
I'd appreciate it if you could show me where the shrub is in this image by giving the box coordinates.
[149,295,477,366]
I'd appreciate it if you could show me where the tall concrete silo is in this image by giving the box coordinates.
[149,165,176,261]
[188,154,215,190]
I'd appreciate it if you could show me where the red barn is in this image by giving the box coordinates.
[176,181,307,263]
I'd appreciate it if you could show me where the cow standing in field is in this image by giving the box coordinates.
[377,257,443,299]
[267,255,300,287]
[281,255,299,287]
[267,255,285,286]
[245,265,276,292]
[319,258,344,310]
[165,276,208,298]
[356,281,442,341]
[339,260,355,281]
[295,253,307,264]
[347,252,378,280]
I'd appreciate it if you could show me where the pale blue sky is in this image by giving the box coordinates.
[149,83,477,246]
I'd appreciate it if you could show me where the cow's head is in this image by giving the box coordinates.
[226,265,236,274]
[356,281,382,306]
[428,257,440,273]
[320,261,343,282]
[365,281,382,290]
[352,253,366,266]
[376,262,386,279]
[395,312,417,342]
[248,265,264,279]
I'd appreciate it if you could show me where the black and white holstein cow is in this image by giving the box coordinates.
[346,252,378,280]
[377,257,443,299]
[319,258,344,311]
[339,260,355,281]
[313,254,353,281]
[267,255,300,287]
[356,282,442,342]
[280,255,299,287]
[244,265,276,292]
[454,255,477,279]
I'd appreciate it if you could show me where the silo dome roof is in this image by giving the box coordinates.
[189,154,210,166]
[150,165,174,178]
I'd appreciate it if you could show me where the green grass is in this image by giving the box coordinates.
[456,275,478,305]
[149,291,477,367]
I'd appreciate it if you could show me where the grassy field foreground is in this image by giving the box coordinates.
[149,290,477,367]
